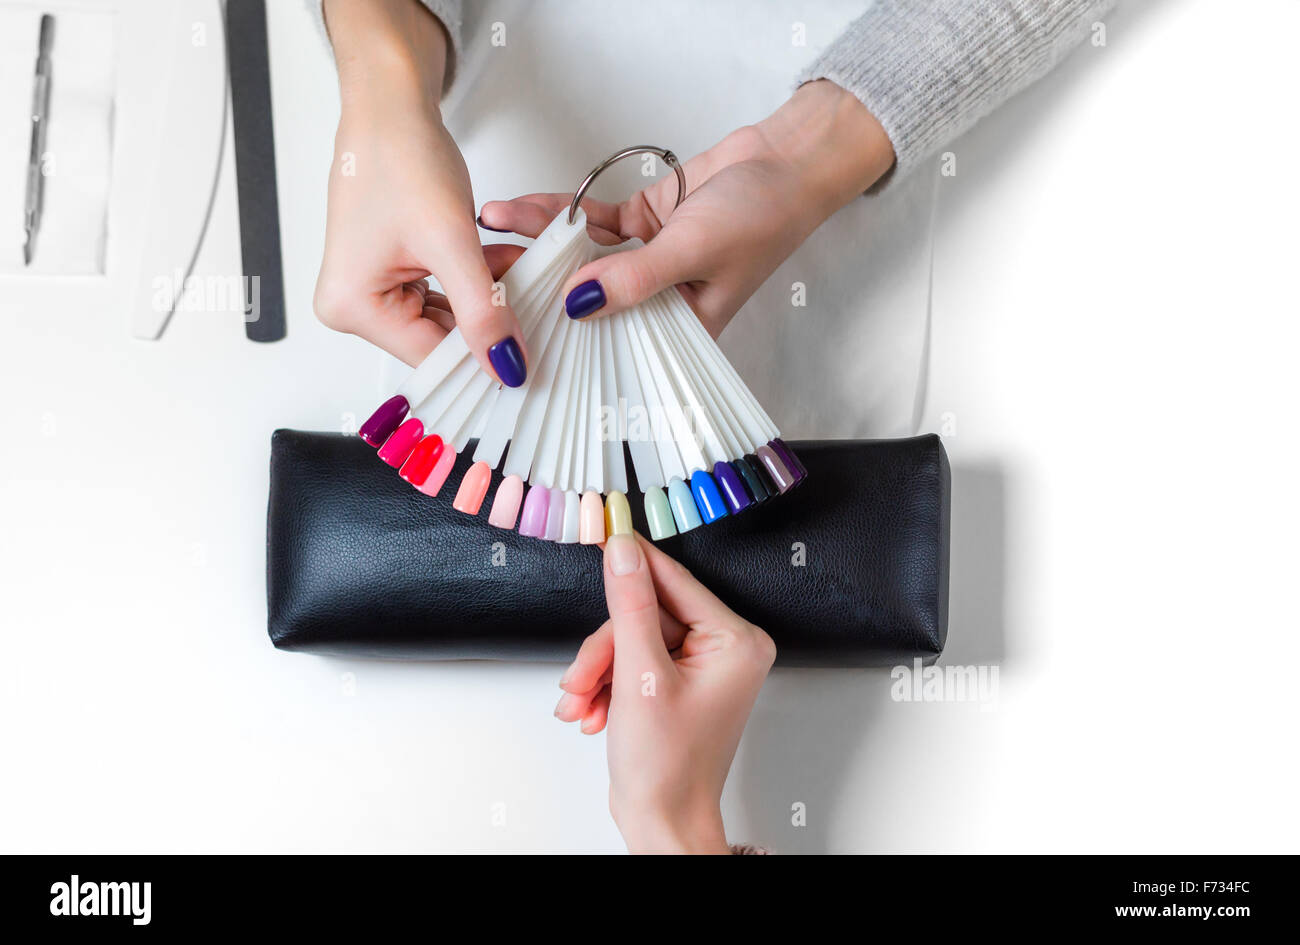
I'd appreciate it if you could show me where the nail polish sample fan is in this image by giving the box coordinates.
[356,147,806,545]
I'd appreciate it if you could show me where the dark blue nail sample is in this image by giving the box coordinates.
[689,470,729,523]
[733,458,770,504]
[476,215,510,233]
[565,280,606,319]
[743,454,777,500]
[713,461,752,514]
[488,337,527,388]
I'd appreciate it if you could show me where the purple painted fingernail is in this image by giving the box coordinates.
[488,337,527,388]
[518,484,550,538]
[476,215,510,233]
[565,280,605,319]
[358,395,409,447]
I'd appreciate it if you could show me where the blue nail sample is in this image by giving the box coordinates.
[667,477,703,532]
[712,461,752,514]
[565,280,606,319]
[487,337,527,388]
[690,470,729,523]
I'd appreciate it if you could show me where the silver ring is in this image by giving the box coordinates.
[567,146,686,225]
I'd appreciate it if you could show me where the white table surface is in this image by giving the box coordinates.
[2,0,1297,853]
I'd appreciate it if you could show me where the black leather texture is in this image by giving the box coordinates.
[267,431,950,667]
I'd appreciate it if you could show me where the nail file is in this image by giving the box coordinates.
[358,207,805,543]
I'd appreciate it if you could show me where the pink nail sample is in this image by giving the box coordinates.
[416,444,457,496]
[377,418,424,467]
[452,461,492,515]
[518,484,549,537]
[488,475,524,529]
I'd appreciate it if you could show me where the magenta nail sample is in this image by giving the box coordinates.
[755,444,795,494]
[359,395,409,447]
[770,438,807,484]
[544,488,565,541]
[377,418,424,467]
[518,484,549,538]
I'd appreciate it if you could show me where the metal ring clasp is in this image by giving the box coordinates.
[567,146,687,225]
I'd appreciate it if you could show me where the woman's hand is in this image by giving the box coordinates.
[555,533,776,854]
[313,0,527,383]
[479,80,895,338]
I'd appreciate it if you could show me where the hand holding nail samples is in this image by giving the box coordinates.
[312,0,528,385]
[554,533,776,854]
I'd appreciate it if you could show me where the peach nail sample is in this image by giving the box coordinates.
[488,475,524,529]
[452,461,491,515]
[579,491,605,544]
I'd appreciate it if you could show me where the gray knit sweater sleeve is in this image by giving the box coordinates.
[307,0,464,90]
[799,0,1116,181]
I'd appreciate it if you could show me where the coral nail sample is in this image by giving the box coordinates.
[579,491,605,544]
[713,461,753,514]
[667,477,702,533]
[359,395,409,447]
[518,484,549,538]
[488,475,524,529]
[690,470,729,524]
[377,418,424,467]
[544,488,565,541]
[560,491,581,543]
[604,490,633,536]
[452,461,491,515]
[399,435,444,487]
[416,445,457,497]
[643,486,677,541]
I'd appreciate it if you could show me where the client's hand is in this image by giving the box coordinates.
[479,80,895,338]
[555,533,776,854]
[313,0,526,382]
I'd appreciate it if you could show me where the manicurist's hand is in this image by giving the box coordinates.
[479,80,896,338]
[555,533,776,854]
[313,0,527,383]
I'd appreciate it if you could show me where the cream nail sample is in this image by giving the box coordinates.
[579,491,605,544]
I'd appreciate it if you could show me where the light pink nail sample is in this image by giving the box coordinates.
[488,475,524,529]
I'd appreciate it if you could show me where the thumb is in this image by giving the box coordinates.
[603,534,675,690]
[563,234,698,320]
[422,227,528,388]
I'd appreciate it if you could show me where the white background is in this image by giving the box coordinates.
[2,0,1298,853]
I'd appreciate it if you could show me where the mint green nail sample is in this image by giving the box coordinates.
[644,486,677,540]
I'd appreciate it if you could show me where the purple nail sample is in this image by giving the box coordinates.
[770,438,807,483]
[713,461,752,514]
[518,484,549,538]
[358,395,409,447]
[755,445,795,494]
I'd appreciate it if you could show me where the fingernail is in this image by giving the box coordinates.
[488,474,524,528]
[399,435,445,486]
[605,532,641,575]
[559,662,576,688]
[452,461,492,515]
[667,477,702,532]
[544,488,565,541]
[579,491,605,544]
[565,280,605,319]
[713,461,752,514]
[554,691,578,719]
[416,444,457,497]
[755,444,795,494]
[604,490,633,536]
[690,470,729,524]
[735,457,772,504]
[488,337,527,388]
[560,491,581,543]
[359,395,409,447]
[519,484,549,538]
[770,438,807,483]
[476,214,509,233]
[643,486,677,540]
[377,418,424,467]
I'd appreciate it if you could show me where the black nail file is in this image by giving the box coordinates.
[226,0,286,342]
